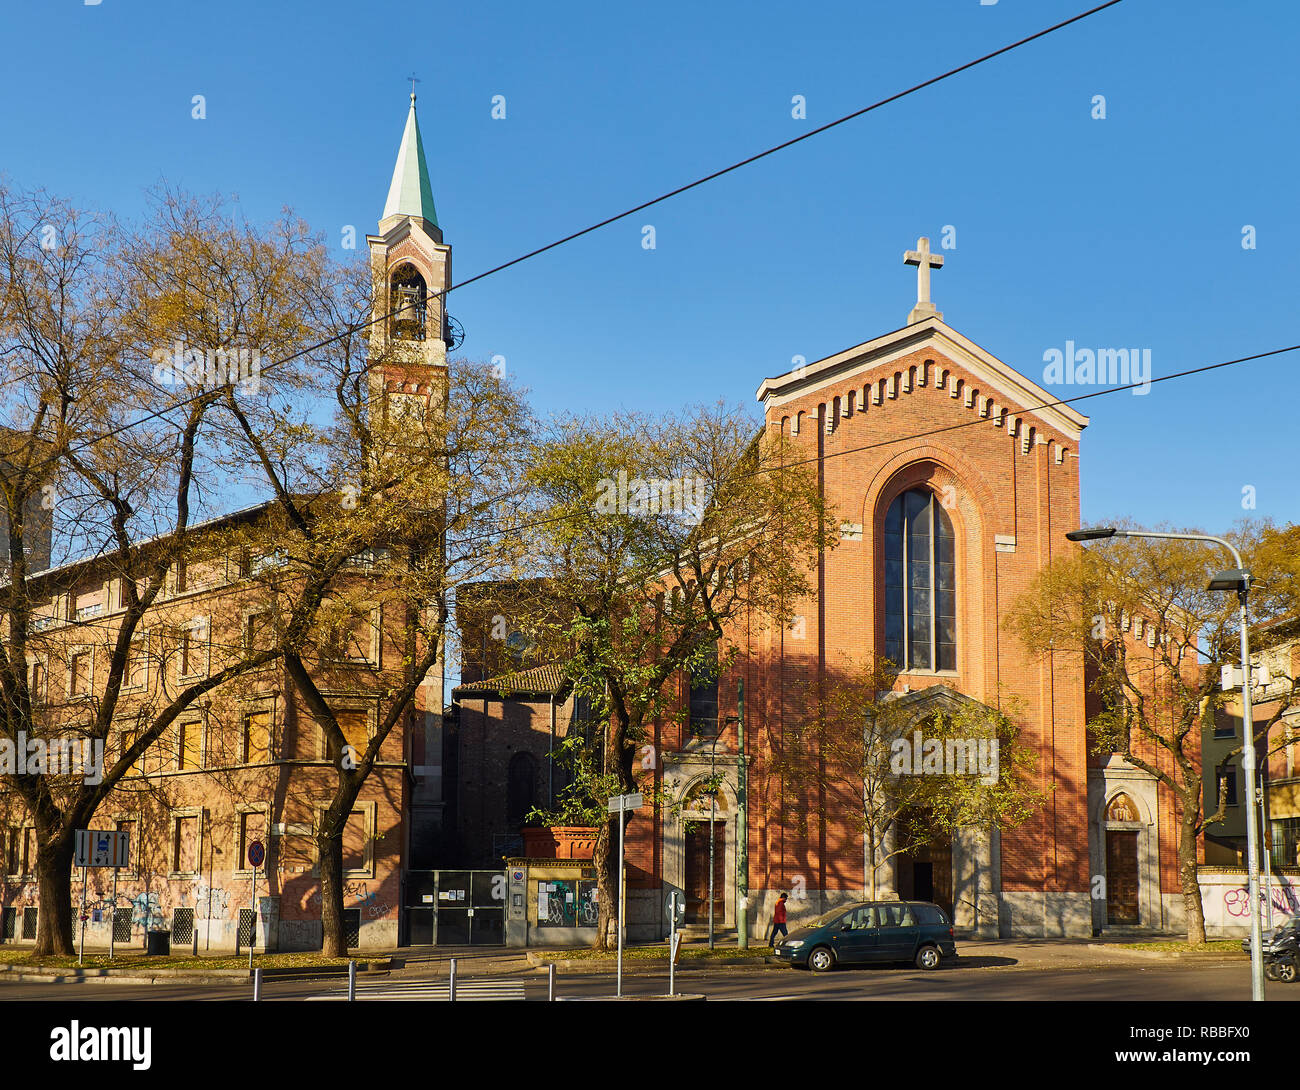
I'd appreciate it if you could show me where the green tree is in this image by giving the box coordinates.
[518,403,831,948]
[1004,523,1299,943]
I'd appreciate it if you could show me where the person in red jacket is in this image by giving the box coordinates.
[767,891,789,946]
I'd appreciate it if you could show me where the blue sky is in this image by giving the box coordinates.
[2,0,1296,537]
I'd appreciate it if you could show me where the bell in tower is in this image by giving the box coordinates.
[391,265,428,341]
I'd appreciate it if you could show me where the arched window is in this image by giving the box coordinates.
[390,265,427,341]
[883,488,955,671]
[507,752,536,825]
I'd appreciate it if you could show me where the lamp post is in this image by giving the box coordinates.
[1066,526,1266,1001]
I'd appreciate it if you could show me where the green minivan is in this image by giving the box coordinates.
[773,900,957,972]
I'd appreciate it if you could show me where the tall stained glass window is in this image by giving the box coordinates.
[883,489,955,671]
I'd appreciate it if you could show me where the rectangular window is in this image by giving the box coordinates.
[4,828,18,875]
[342,809,368,873]
[342,610,376,663]
[688,643,720,738]
[242,711,272,764]
[119,729,141,777]
[172,814,199,874]
[27,659,46,704]
[1216,764,1238,807]
[125,638,149,690]
[21,828,36,874]
[1271,816,1300,870]
[320,708,370,761]
[69,650,92,697]
[245,612,273,654]
[177,720,202,770]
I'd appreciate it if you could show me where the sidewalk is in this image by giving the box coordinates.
[0,936,1246,985]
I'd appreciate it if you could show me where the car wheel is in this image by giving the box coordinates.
[915,944,942,971]
[808,946,835,973]
[1276,958,1298,984]
[1265,960,1281,981]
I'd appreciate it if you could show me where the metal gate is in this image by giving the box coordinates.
[404,870,505,946]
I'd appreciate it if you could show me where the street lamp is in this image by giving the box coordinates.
[1067,526,1266,1002]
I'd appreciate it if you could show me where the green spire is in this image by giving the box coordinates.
[383,93,438,227]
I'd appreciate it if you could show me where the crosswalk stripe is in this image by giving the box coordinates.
[307,977,527,1001]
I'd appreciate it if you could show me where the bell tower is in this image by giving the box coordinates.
[367,90,453,427]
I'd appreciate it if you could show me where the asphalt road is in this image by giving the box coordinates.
[2,961,1298,1002]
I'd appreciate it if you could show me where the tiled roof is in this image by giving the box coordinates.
[453,663,568,698]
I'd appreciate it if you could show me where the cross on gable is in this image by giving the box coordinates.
[903,235,944,325]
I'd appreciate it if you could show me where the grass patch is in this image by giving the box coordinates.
[1111,940,1242,953]
[0,950,364,971]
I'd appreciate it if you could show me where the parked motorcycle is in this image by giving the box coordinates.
[1241,917,1300,982]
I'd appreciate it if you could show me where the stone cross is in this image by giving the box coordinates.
[903,236,944,324]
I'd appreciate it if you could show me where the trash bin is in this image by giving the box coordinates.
[146,929,171,955]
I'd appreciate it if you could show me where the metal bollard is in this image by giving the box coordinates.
[449,957,457,1002]
[548,962,556,1001]
[253,967,262,1002]
[347,959,356,1002]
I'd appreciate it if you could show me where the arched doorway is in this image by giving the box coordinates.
[681,780,728,924]
[895,807,954,918]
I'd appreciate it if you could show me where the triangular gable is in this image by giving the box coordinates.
[755,316,1088,441]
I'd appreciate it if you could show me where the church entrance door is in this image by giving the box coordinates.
[1105,830,1140,925]
[684,820,726,923]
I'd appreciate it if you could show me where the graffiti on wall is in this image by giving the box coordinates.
[306,880,390,919]
[189,880,231,921]
[1223,882,1300,919]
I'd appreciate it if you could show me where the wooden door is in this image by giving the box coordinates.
[684,821,726,923]
[1106,830,1140,925]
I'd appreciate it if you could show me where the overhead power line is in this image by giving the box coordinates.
[8,0,1125,473]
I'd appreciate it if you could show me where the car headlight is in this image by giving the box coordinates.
[783,939,804,949]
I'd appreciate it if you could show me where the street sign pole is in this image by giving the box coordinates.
[78,864,88,966]
[246,840,265,969]
[607,791,642,999]
[737,677,748,950]
[248,865,257,970]
[617,794,626,998]
[109,864,118,960]
[669,891,679,997]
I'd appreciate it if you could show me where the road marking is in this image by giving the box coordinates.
[307,977,527,1001]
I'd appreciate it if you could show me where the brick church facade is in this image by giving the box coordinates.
[460,247,1191,940]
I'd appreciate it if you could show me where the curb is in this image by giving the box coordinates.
[0,957,392,984]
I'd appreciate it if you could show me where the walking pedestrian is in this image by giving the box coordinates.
[767,891,789,946]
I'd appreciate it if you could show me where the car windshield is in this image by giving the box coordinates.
[810,906,859,928]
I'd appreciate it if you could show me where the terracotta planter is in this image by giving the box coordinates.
[522,826,599,860]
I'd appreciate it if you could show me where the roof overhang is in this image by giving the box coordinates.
[755,317,1088,442]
